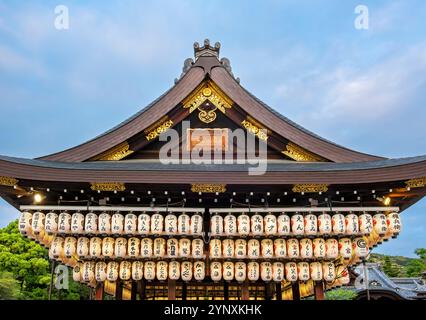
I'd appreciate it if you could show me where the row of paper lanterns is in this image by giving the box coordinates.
[73,260,348,284]
[19,211,401,238]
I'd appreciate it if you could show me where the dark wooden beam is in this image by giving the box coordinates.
[182,282,187,300]
[291,282,300,301]
[168,279,176,300]
[275,282,282,300]
[115,279,122,300]
[314,281,325,300]
[131,280,137,300]
[95,282,104,300]
[224,282,229,300]
[241,280,249,300]
[138,280,146,300]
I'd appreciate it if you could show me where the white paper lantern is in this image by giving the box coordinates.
[193,261,205,281]
[359,213,373,235]
[291,214,304,236]
[153,238,166,258]
[223,261,234,281]
[247,239,260,259]
[264,214,277,236]
[168,261,180,280]
[310,262,323,281]
[144,261,156,281]
[237,214,250,236]
[119,261,132,280]
[181,261,193,282]
[50,236,64,258]
[235,239,247,259]
[251,214,264,235]
[210,261,222,282]
[332,213,345,235]
[322,262,336,282]
[114,237,127,258]
[312,238,326,259]
[156,261,168,281]
[286,238,300,259]
[84,213,98,234]
[373,213,388,236]
[224,214,237,236]
[124,213,138,235]
[387,212,402,236]
[95,262,107,282]
[285,262,298,282]
[71,212,84,234]
[178,238,191,258]
[111,213,124,235]
[107,261,119,281]
[209,239,222,258]
[211,215,223,236]
[352,237,369,258]
[128,237,140,258]
[345,213,359,235]
[164,213,177,234]
[273,239,286,258]
[178,214,190,235]
[140,238,153,258]
[102,237,114,257]
[64,236,77,258]
[89,237,102,258]
[222,239,235,258]
[277,214,291,235]
[247,262,259,281]
[132,261,144,281]
[190,214,203,235]
[338,238,353,260]
[76,237,89,258]
[318,213,332,235]
[167,238,179,258]
[18,211,32,235]
[300,238,313,259]
[151,213,164,234]
[336,266,350,285]
[235,262,246,282]
[82,261,95,282]
[298,262,310,281]
[260,262,272,282]
[98,213,111,235]
[261,239,274,258]
[45,212,58,234]
[272,262,284,282]
[137,213,150,235]
[325,238,339,259]
[31,212,45,235]
[191,239,204,259]
[58,212,71,233]
[73,263,82,282]
[304,214,318,236]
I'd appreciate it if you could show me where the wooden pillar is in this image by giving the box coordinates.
[241,279,250,300]
[224,282,229,300]
[314,281,325,300]
[115,279,122,300]
[182,282,187,300]
[168,279,176,300]
[265,282,274,300]
[138,280,146,300]
[291,282,300,301]
[275,282,282,300]
[95,282,104,300]
[131,280,137,300]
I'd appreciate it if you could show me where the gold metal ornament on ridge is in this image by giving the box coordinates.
[191,183,227,193]
[90,182,126,192]
[292,184,329,193]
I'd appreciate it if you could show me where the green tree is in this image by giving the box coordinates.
[325,288,357,300]
[405,248,426,277]
[382,256,402,277]
[0,271,20,299]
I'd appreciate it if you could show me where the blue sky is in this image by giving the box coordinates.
[0,0,425,257]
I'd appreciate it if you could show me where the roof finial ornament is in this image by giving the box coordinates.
[193,39,221,60]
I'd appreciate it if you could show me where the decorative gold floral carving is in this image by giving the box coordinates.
[405,177,426,189]
[241,119,268,141]
[96,142,134,161]
[145,119,174,141]
[191,183,227,193]
[0,176,18,186]
[90,182,126,192]
[292,184,329,193]
[282,142,325,162]
[183,81,232,124]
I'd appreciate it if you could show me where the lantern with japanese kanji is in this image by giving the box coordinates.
[190,214,203,235]
[273,239,286,258]
[156,261,168,281]
[260,262,272,282]
[82,261,95,282]
[73,263,82,282]
[209,238,222,258]
[132,261,144,281]
[50,236,64,258]
[45,212,58,234]
[102,237,114,257]
[318,212,332,235]
[300,238,313,259]
[322,262,336,282]
[76,237,89,258]
[19,211,32,235]
[153,238,166,258]
[359,213,373,235]
[89,237,102,258]
[277,214,291,235]
[168,261,180,280]
[178,238,191,258]
[338,237,353,260]
[164,213,177,235]
[211,215,223,236]
[235,239,247,259]
[111,213,124,235]
[167,238,179,258]
[332,213,345,235]
[84,212,98,235]
[64,236,77,258]
[286,238,300,259]
[237,214,250,236]
[273,262,284,282]
[140,238,153,258]
[181,261,193,282]
[107,261,119,281]
[71,212,84,234]
[114,237,127,258]
[223,261,234,281]
[151,213,164,234]
[144,261,156,281]
[264,214,277,236]
[312,238,326,259]
[291,214,304,236]
[247,261,260,282]
[261,239,274,258]
[251,214,264,235]
[193,261,205,281]
[235,262,246,282]
[58,212,71,234]
[304,214,318,236]
[191,239,204,259]
[222,239,235,258]
[373,213,388,236]
[95,261,107,282]
[210,261,222,282]
[98,212,111,235]
[310,262,323,281]
[325,238,339,259]
[285,262,298,282]
[387,212,401,237]
[127,237,140,258]
[247,239,260,259]
[178,213,190,235]
[137,213,150,235]
[124,213,137,235]
[297,262,310,281]
[224,214,237,236]
[345,213,359,235]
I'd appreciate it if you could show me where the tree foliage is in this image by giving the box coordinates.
[325,288,357,300]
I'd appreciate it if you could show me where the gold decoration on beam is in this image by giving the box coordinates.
[292,184,329,193]
[95,142,134,161]
[183,81,233,124]
[90,182,126,192]
[191,183,227,193]
[0,176,18,186]
[405,177,426,189]
[241,119,268,141]
[145,119,174,141]
[282,142,325,162]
